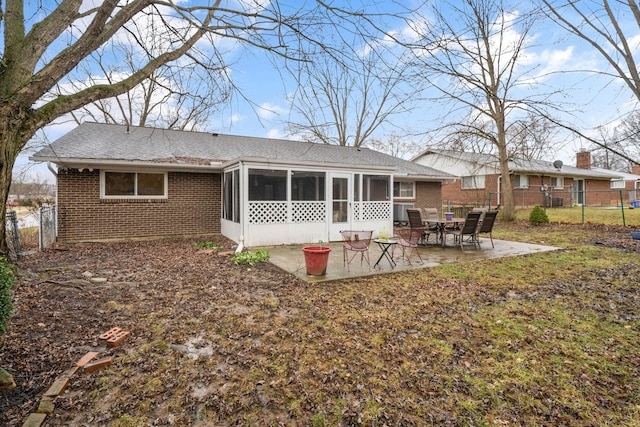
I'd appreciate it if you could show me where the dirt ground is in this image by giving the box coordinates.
[0,225,638,426]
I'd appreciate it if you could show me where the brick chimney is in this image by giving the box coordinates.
[632,164,640,176]
[576,151,591,169]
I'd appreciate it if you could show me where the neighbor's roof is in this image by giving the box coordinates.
[31,122,452,180]
[414,149,623,180]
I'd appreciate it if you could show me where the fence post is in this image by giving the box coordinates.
[39,206,43,251]
[6,210,21,259]
[620,190,626,226]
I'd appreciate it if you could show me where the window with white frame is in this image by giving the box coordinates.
[611,179,625,189]
[363,175,390,201]
[461,175,485,189]
[223,169,240,222]
[513,174,529,188]
[291,171,325,201]
[248,169,287,201]
[101,171,167,198]
[550,176,564,189]
[393,181,415,199]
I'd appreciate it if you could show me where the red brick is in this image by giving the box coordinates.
[43,377,69,397]
[22,413,47,427]
[106,330,131,348]
[99,327,123,341]
[83,356,114,373]
[76,351,100,367]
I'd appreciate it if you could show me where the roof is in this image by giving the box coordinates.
[592,167,640,181]
[31,122,452,180]
[414,149,623,180]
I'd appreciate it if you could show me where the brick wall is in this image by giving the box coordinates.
[414,181,442,209]
[57,169,221,242]
[576,151,591,169]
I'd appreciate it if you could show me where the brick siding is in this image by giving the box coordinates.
[57,169,221,242]
[440,173,616,208]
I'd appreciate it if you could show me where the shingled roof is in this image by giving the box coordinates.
[414,149,623,180]
[31,122,452,180]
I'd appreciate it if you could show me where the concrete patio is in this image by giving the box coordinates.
[266,237,560,283]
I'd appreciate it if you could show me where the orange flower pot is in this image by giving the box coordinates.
[302,246,331,275]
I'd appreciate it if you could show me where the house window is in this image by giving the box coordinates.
[513,174,529,188]
[102,171,167,198]
[461,175,485,189]
[551,176,564,189]
[611,179,625,189]
[363,175,390,201]
[223,169,240,222]
[248,169,287,201]
[291,171,325,201]
[393,181,415,199]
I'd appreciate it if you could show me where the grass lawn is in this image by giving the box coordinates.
[3,219,639,426]
[514,206,640,226]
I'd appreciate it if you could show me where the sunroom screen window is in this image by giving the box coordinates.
[363,175,389,201]
[223,170,240,222]
[291,171,325,201]
[249,169,287,201]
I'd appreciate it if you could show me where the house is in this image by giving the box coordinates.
[592,164,640,206]
[413,149,626,208]
[30,122,453,246]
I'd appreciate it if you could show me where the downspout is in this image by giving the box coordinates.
[47,162,57,177]
[237,160,245,252]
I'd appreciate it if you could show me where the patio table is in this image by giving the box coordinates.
[426,218,466,246]
[373,239,397,269]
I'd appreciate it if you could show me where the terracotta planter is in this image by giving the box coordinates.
[302,246,331,275]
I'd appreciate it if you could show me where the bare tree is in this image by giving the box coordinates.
[542,0,640,164]
[508,113,560,161]
[367,133,422,159]
[0,0,392,252]
[404,0,552,220]
[286,38,418,147]
[543,0,640,103]
[590,111,640,171]
[65,30,232,131]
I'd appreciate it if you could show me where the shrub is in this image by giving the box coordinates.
[231,249,270,266]
[529,205,550,225]
[0,257,15,333]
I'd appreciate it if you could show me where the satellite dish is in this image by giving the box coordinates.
[553,160,563,170]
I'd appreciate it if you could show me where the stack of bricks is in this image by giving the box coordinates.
[21,327,131,427]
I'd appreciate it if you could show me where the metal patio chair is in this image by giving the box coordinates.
[476,209,498,248]
[340,230,373,271]
[444,210,482,251]
[394,226,425,265]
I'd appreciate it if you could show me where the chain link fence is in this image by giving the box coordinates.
[4,205,57,260]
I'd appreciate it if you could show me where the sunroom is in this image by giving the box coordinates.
[221,160,395,247]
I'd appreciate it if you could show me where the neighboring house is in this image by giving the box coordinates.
[30,122,452,246]
[592,164,640,205]
[413,149,627,208]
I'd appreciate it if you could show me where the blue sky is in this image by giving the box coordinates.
[13,0,640,182]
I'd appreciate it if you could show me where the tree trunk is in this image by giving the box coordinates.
[0,107,34,255]
[497,130,515,220]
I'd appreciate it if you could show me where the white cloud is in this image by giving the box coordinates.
[257,102,285,120]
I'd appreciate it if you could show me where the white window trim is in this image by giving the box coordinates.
[551,176,564,189]
[514,174,529,189]
[100,170,168,199]
[393,181,415,199]
[611,179,625,189]
[461,175,486,190]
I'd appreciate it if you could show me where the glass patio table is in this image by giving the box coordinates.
[373,239,397,269]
